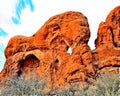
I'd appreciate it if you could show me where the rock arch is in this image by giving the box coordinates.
[17,54,40,76]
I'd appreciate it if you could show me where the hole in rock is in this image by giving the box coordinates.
[67,46,72,55]
[55,59,59,63]
[17,54,40,76]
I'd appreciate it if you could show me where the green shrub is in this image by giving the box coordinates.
[94,72,119,96]
[0,74,47,96]
[54,72,119,96]
[0,72,119,96]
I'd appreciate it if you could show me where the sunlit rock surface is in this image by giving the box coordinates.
[93,6,120,73]
[0,6,120,88]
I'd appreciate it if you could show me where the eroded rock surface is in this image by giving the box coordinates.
[0,11,96,87]
[0,6,120,88]
[93,6,120,73]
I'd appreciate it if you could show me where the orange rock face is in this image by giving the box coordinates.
[0,11,95,87]
[0,6,120,87]
[93,6,120,73]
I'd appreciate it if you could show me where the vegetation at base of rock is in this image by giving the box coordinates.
[54,72,119,96]
[94,73,119,96]
[0,72,119,96]
[0,74,47,96]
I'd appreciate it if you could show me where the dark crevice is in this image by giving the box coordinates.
[81,58,84,65]
[17,60,24,76]
[99,65,112,70]
[17,54,40,76]
[99,64,120,70]
[67,46,69,51]
[110,27,116,47]
[70,69,79,75]
[113,65,120,67]
[82,50,89,55]
[55,59,59,63]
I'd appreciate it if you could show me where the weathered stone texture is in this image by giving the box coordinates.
[93,6,120,73]
[0,6,120,87]
[0,11,95,87]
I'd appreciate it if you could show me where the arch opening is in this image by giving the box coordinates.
[17,54,40,76]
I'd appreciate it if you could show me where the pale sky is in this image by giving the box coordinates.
[0,0,120,71]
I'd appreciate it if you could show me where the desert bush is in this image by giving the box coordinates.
[0,72,119,96]
[54,84,95,96]
[53,72,119,96]
[0,74,47,96]
[93,72,120,96]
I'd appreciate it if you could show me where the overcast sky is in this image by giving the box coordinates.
[0,0,120,71]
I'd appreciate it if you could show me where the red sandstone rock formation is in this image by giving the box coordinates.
[93,6,120,73]
[0,6,120,87]
[0,11,96,87]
